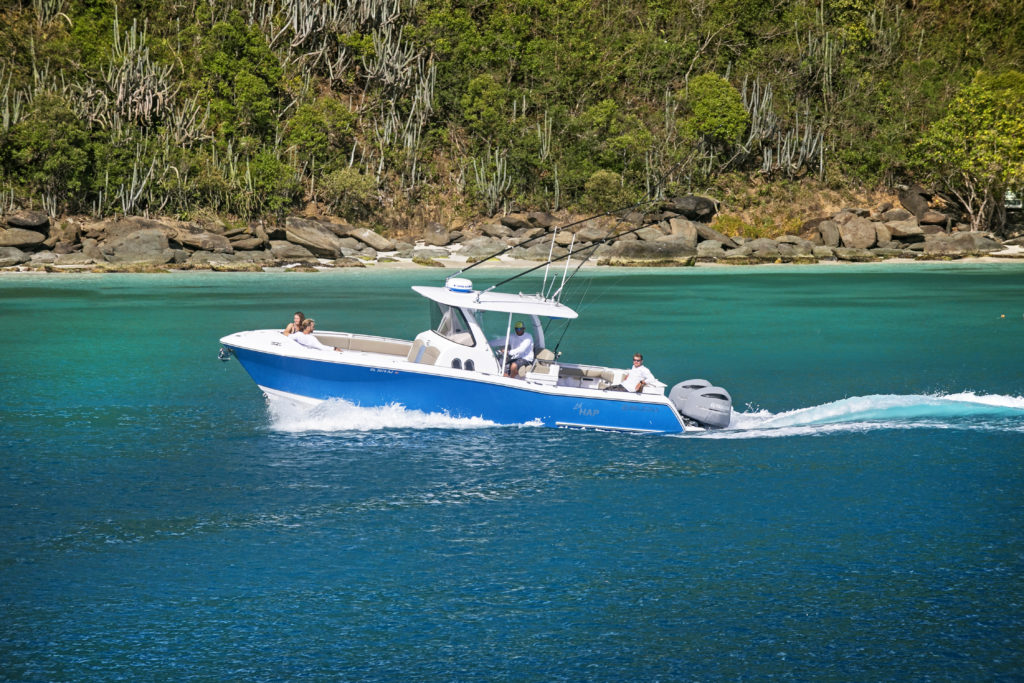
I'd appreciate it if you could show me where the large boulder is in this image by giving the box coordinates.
[923,232,1002,255]
[285,217,351,257]
[881,207,913,222]
[0,246,29,266]
[459,236,507,260]
[733,238,781,259]
[837,216,877,249]
[0,228,46,248]
[228,222,269,251]
[552,229,577,246]
[510,226,546,243]
[874,222,892,246]
[662,195,718,221]
[886,219,924,239]
[575,221,612,243]
[423,221,451,247]
[696,222,737,248]
[230,236,267,251]
[185,251,250,269]
[87,216,172,243]
[54,252,101,266]
[834,247,877,262]
[510,242,570,261]
[919,209,949,225]
[348,226,395,252]
[527,211,555,229]
[898,184,931,219]
[817,219,841,247]
[269,240,318,262]
[635,226,667,241]
[666,218,699,249]
[29,250,57,265]
[5,211,50,230]
[167,225,234,253]
[44,220,80,248]
[777,235,815,256]
[696,240,725,258]
[412,247,450,260]
[603,239,697,262]
[101,228,175,265]
[500,213,533,231]
[81,238,106,262]
[482,222,513,238]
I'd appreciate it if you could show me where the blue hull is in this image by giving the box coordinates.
[228,347,685,433]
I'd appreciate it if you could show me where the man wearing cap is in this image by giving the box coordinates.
[489,320,534,377]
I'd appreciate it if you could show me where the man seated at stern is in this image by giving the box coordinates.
[610,352,657,393]
[489,320,534,377]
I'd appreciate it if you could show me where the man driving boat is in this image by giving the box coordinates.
[489,320,534,378]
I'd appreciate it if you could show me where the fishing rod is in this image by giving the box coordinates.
[450,196,660,280]
[451,159,686,285]
[478,215,665,295]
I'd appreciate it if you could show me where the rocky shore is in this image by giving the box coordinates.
[1,189,1021,272]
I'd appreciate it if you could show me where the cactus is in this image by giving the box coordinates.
[104,13,178,128]
[32,0,66,28]
[472,146,511,216]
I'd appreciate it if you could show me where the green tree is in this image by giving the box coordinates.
[677,74,749,151]
[197,11,283,143]
[284,97,357,171]
[5,94,94,213]
[321,167,379,219]
[581,169,638,212]
[914,70,1024,233]
[460,74,510,144]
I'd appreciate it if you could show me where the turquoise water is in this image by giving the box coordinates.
[1,264,1023,680]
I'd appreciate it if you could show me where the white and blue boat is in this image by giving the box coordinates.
[220,241,732,433]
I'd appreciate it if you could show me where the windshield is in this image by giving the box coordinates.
[476,311,549,351]
[429,303,475,346]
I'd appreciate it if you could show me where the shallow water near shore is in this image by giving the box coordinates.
[2,263,1023,679]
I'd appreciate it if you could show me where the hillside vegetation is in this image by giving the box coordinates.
[1,0,1022,234]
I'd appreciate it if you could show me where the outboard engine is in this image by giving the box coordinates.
[669,379,732,429]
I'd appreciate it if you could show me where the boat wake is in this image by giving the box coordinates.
[266,395,501,432]
[264,391,1024,436]
[701,391,1024,439]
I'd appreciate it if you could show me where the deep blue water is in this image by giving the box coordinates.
[1,264,1023,680]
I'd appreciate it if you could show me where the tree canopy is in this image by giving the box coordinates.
[0,0,1021,231]
[914,70,1024,230]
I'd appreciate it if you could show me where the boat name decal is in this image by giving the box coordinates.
[573,402,599,417]
[622,404,658,412]
[370,368,398,375]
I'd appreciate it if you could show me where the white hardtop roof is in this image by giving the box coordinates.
[412,285,579,319]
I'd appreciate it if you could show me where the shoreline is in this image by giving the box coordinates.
[2,248,1023,275]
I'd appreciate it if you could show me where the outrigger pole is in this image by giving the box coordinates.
[476,214,670,296]
[450,195,661,280]
[452,159,688,293]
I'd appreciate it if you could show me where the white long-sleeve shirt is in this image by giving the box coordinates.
[489,330,534,361]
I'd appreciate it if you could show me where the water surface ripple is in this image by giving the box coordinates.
[1,265,1022,680]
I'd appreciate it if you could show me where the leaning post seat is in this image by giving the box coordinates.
[518,348,557,377]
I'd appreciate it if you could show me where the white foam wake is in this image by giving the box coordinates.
[700,391,1024,438]
[267,396,501,432]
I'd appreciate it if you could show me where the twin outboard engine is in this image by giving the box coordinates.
[669,379,732,429]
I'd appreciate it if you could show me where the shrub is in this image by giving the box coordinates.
[321,167,379,219]
[581,170,639,213]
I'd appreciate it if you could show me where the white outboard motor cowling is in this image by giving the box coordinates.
[669,379,732,429]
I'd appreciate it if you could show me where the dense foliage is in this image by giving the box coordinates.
[1,0,1022,231]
